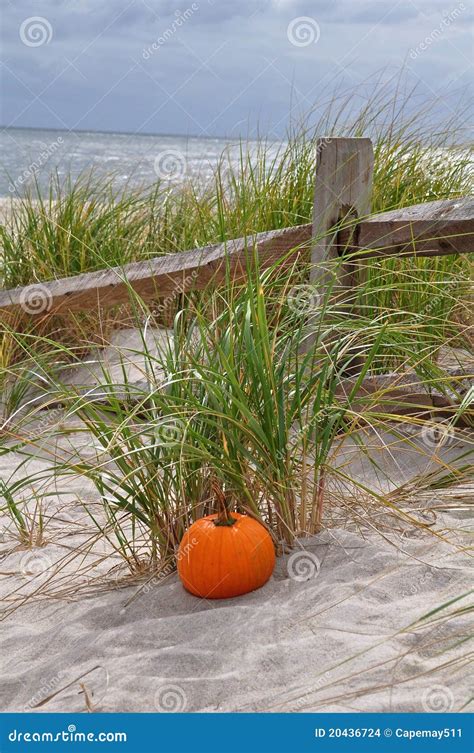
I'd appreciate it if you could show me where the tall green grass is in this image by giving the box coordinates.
[0,86,472,577]
[2,253,472,574]
[1,89,471,386]
[2,86,472,288]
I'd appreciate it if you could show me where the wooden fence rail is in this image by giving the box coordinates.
[0,137,472,320]
[1,137,472,418]
[0,200,472,317]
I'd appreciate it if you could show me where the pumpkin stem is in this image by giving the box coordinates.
[212,477,237,527]
[213,516,237,527]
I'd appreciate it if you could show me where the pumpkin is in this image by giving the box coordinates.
[177,512,275,599]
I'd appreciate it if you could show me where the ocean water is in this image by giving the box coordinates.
[0,127,275,197]
[1,127,472,200]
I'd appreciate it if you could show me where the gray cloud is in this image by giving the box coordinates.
[1,0,472,137]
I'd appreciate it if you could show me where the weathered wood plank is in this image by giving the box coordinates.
[0,224,311,317]
[336,370,473,424]
[306,138,374,374]
[1,197,472,318]
[310,137,374,290]
[352,196,474,258]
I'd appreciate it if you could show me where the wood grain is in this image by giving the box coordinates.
[0,224,311,317]
[353,196,474,258]
[1,198,472,317]
[310,137,374,287]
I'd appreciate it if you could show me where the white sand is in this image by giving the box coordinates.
[0,198,15,227]
[1,422,472,713]
[0,198,32,229]
[0,330,472,713]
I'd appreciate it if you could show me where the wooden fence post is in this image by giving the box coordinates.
[304,137,374,369]
[311,136,374,299]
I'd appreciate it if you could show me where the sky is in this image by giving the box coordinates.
[1,0,473,138]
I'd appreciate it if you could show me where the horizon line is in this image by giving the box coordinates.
[0,124,280,143]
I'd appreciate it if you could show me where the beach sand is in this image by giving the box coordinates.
[0,330,472,713]
[0,198,19,227]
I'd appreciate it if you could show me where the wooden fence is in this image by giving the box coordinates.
[1,137,472,417]
[0,137,472,316]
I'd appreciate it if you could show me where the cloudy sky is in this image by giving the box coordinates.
[1,0,472,138]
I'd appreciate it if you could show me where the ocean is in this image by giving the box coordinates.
[1,127,472,200]
[0,127,275,198]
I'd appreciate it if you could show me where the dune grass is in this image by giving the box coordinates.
[0,85,473,579]
[1,251,472,578]
[1,85,472,298]
[0,88,471,396]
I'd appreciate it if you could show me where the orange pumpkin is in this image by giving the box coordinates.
[177,512,275,599]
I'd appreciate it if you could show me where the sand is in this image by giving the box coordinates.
[1,431,472,714]
[0,329,472,713]
[0,198,26,228]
